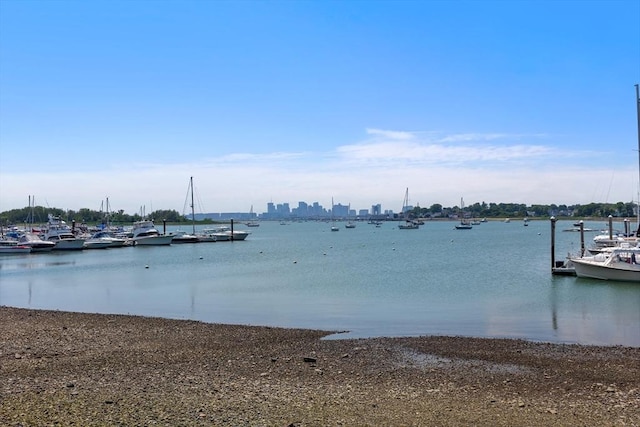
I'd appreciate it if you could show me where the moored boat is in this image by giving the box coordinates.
[17,232,56,252]
[131,220,173,246]
[201,226,249,241]
[169,230,200,243]
[86,231,129,248]
[570,246,640,282]
[44,215,85,250]
[0,241,32,254]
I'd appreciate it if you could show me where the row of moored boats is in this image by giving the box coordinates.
[0,215,250,254]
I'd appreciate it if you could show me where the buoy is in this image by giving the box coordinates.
[145,265,149,269]
[199,256,203,259]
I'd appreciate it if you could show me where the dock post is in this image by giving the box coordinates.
[163,219,166,235]
[579,220,585,256]
[608,215,613,240]
[550,216,556,272]
[230,218,234,242]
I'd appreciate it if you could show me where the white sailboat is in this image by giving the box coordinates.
[246,205,260,227]
[171,177,200,243]
[455,197,473,230]
[345,203,356,228]
[398,188,419,229]
[331,198,339,231]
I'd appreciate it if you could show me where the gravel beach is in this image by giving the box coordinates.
[1,306,638,426]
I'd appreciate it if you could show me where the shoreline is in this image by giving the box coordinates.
[2,306,639,426]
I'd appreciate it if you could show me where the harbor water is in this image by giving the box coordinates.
[1,219,638,347]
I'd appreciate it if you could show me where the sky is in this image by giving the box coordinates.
[1,0,639,216]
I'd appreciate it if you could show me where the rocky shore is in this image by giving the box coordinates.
[1,306,638,426]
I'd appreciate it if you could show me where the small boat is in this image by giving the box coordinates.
[44,215,85,250]
[196,231,224,242]
[131,220,173,246]
[246,205,260,227]
[398,221,419,229]
[169,230,200,243]
[83,238,112,249]
[398,189,419,230]
[455,198,473,230]
[86,231,128,248]
[17,232,55,252]
[345,204,356,228]
[330,197,339,231]
[201,226,249,241]
[0,241,32,254]
[570,246,640,282]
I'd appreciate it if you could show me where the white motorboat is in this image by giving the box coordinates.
[169,230,200,243]
[196,231,224,242]
[86,231,128,248]
[131,220,173,246]
[0,240,32,254]
[398,221,419,229]
[17,232,55,252]
[83,235,114,249]
[44,215,85,250]
[570,246,640,282]
[201,226,249,241]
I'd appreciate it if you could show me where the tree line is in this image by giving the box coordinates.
[0,206,188,227]
[408,201,637,219]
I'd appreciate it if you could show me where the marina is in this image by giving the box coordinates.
[1,219,638,347]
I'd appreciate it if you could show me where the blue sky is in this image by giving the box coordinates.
[1,0,639,215]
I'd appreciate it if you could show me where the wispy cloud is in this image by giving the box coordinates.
[337,131,560,166]
[365,128,416,140]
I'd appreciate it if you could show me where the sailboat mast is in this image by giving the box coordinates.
[635,84,640,236]
[190,176,196,234]
[635,84,640,237]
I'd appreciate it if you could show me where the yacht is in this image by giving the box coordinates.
[131,220,173,246]
[570,245,640,282]
[17,232,55,252]
[0,240,32,254]
[201,225,249,241]
[44,215,85,250]
[86,230,129,248]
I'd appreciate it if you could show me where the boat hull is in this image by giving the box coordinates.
[51,239,86,251]
[133,235,173,246]
[572,259,640,282]
[83,241,113,249]
[0,245,32,254]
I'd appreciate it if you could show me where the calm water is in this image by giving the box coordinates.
[1,220,638,347]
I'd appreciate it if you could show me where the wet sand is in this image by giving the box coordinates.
[1,306,638,426]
